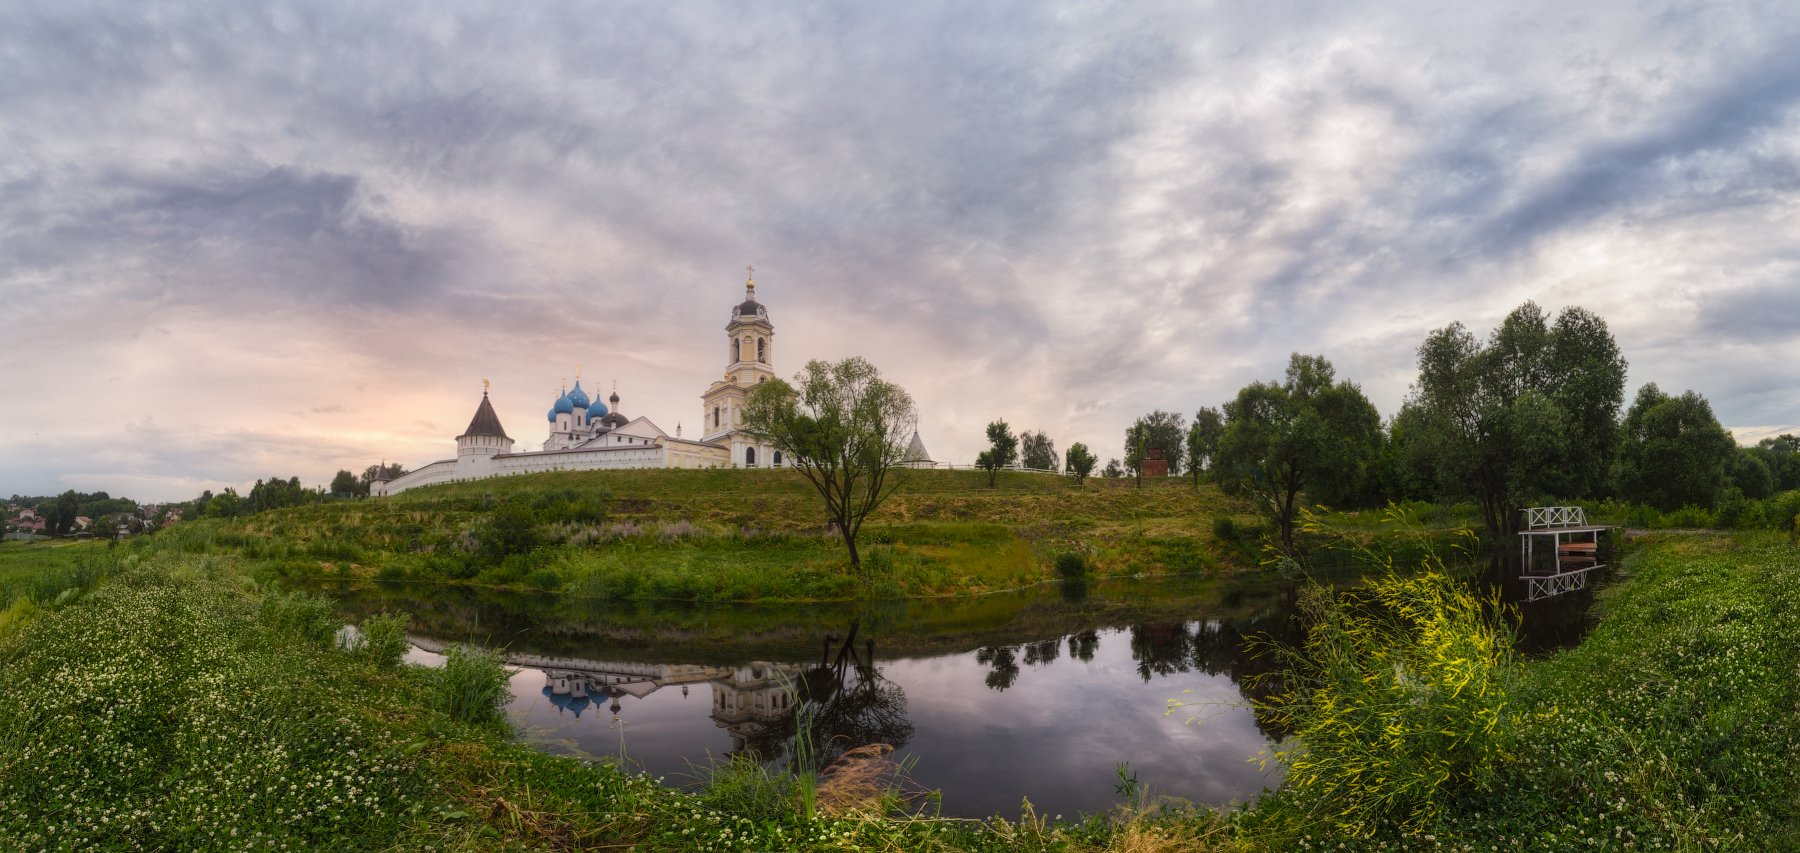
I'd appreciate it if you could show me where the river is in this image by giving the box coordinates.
[327,567,1592,818]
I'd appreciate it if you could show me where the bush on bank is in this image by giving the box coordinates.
[1245,532,1800,852]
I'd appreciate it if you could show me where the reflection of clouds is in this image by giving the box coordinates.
[893,626,1278,816]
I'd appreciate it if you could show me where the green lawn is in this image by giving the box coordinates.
[166,468,1479,602]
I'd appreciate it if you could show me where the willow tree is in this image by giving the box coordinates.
[1615,384,1735,511]
[1214,354,1383,556]
[742,357,917,571]
[1401,301,1627,551]
[1186,406,1225,487]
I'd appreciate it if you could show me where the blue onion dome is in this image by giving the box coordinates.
[547,408,557,423]
[553,394,575,415]
[585,400,610,421]
[567,381,591,409]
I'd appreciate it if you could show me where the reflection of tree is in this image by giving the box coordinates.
[1069,631,1099,662]
[975,646,1020,691]
[1022,639,1060,666]
[753,646,915,773]
[1126,615,1307,742]
[1129,623,1195,681]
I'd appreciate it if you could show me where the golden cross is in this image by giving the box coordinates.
[746,264,755,285]
[575,364,580,381]
[482,378,489,391]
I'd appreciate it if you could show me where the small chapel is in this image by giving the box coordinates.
[371,272,805,496]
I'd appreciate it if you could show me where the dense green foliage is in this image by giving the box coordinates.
[1187,406,1225,487]
[1398,302,1629,544]
[1215,353,1383,555]
[1065,442,1097,483]
[1248,571,1518,835]
[1126,410,1187,477]
[1615,383,1738,512]
[1021,429,1058,471]
[1244,534,1800,851]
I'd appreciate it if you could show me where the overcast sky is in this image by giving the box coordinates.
[5,0,1799,501]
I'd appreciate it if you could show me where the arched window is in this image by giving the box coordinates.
[745,447,757,466]
[773,451,782,466]
[714,406,720,428]
[732,338,740,363]
[757,338,765,363]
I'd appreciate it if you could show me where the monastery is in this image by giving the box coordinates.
[371,273,930,496]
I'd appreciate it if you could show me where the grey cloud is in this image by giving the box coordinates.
[1470,51,1800,251]
[5,0,1800,496]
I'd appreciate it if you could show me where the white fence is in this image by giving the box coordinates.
[1522,506,1587,529]
[912,463,1064,475]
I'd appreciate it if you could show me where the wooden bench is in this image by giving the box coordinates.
[1557,541,1598,567]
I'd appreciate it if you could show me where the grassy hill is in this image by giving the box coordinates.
[162,468,1276,601]
[159,468,1470,602]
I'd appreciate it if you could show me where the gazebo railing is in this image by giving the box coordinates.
[1523,505,1587,529]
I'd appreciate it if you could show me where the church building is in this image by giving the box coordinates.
[371,272,797,496]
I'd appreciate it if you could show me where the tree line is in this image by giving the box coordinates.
[184,463,409,521]
[971,301,1788,557]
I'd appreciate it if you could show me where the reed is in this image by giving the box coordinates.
[431,643,515,728]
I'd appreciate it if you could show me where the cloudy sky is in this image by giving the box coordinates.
[5,0,1799,501]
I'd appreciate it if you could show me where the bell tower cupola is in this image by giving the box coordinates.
[701,267,781,466]
[725,266,776,388]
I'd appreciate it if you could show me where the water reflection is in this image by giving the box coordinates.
[332,568,1588,817]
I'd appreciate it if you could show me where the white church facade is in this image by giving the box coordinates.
[371,274,812,497]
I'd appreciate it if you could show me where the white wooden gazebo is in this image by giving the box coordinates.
[1518,506,1615,602]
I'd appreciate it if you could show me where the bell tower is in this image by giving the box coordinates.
[701,268,780,466]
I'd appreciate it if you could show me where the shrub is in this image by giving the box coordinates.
[358,612,412,669]
[258,590,339,645]
[1248,571,1518,835]
[1211,516,1236,542]
[477,504,539,563]
[1159,539,1215,573]
[1054,552,1087,578]
[432,643,514,728]
[524,569,562,591]
[373,564,407,581]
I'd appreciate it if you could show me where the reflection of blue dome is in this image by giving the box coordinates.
[553,394,575,415]
[585,401,609,421]
[568,381,590,409]
[543,686,592,718]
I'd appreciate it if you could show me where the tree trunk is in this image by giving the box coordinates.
[844,527,861,569]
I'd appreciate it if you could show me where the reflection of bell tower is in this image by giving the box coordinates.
[701,268,780,467]
[710,662,796,757]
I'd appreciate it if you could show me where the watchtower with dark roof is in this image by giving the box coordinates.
[457,390,515,462]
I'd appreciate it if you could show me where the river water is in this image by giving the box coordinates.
[327,569,1592,819]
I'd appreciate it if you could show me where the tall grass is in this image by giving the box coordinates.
[258,589,340,645]
[356,611,413,668]
[431,643,514,728]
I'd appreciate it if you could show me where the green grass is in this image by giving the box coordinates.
[164,468,1485,602]
[0,545,1239,852]
[1246,532,1800,851]
[3,518,1796,850]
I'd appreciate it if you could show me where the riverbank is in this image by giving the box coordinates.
[155,468,1473,603]
[4,532,1792,850]
[0,547,1236,852]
